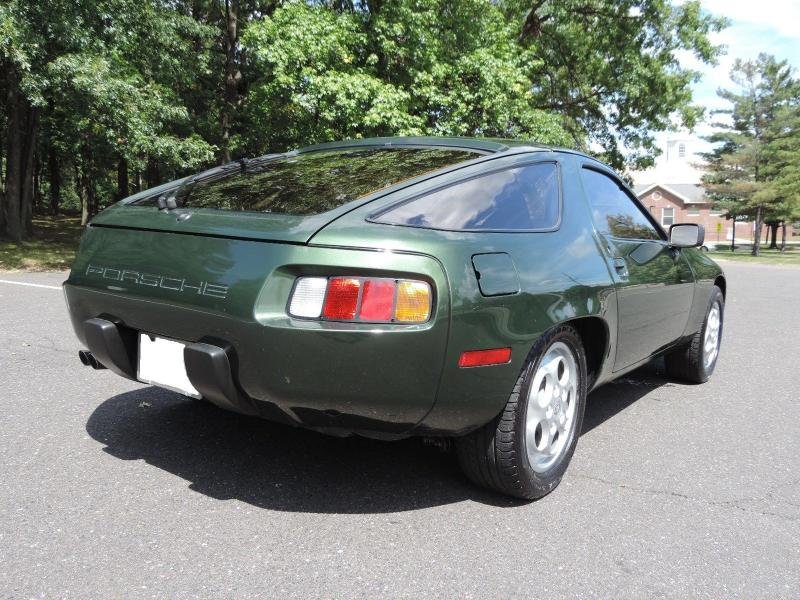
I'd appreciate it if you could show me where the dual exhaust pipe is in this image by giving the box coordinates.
[78,350,106,370]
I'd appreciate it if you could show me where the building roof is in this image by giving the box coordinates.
[634,182,707,205]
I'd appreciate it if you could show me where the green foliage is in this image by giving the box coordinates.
[48,53,215,171]
[240,0,570,154]
[701,54,800,254]
[506,0,728,170]
[761,105,800,227]
[1,0,727,241]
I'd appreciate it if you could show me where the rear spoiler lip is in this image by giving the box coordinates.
[87,222,309,246]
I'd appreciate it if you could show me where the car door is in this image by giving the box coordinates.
[580,166,694,371]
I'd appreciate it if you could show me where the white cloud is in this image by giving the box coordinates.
[676,1,800,131]
[699,0,800,39]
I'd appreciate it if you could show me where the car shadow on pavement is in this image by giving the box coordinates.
[582,359,673,436]
[85,362,671,513]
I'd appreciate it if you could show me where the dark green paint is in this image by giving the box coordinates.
[65,137,724,438]
[471,253,520,297]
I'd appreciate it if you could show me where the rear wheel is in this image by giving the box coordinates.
[665,285,724,383]
[455,325,587,500]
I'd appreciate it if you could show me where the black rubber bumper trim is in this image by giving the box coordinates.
[184,342,258,416]
[83,317,138,380]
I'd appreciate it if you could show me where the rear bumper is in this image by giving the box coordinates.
[79,316,284,420]
[64,254,449,438]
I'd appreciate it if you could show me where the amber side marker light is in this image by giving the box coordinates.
[458,347,512,368]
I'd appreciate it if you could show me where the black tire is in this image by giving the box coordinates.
[455,325,588,500]
[665,285,724,384]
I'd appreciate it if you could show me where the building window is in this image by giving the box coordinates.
[652,191,662,200]
[686,207,700,217]
[678,143,686,158]
[709,209,722,216]
[662,207,675,227]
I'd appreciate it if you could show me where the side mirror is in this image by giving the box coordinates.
[669,223,705,248]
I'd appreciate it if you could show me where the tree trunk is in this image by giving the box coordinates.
[3,67,39,241]
[769,222,779,249]
[0,133,5,234]
[3,77,23,240]
[117,155,129,200]
[48,146,61,216]
[146,157,160,188]
[77,162,89,227]
[780,222,787,253]
[730,218,736,252]
[220,0,240,164]
[33,150,41,212]
[21,113,37,236]
[88,177,97,217]
[751,206,763,257]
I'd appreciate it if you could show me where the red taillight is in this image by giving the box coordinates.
[289,276,432,323]
[359,279,395,321]
[458,347,512,368]
[322,278,360,320]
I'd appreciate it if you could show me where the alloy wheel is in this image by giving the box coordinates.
[525,341,579,473]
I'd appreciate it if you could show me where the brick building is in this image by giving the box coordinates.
[635,182,755,244]
[631,135,794,243]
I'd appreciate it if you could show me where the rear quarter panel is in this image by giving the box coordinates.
[312,151,618,434]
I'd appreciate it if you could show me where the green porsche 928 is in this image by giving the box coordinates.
[65,137,725,499]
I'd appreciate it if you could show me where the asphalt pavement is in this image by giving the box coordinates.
[1,262,798,599]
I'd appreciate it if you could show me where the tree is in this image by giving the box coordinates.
[240,1,572,155]
[701,134,758,251]
[0,0,216,237]
[508,0,727,170]
[702,54,799,256]
[761,103,800,252]
[1,0,728,241]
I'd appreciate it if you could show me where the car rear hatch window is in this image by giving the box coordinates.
[129,147,479,215]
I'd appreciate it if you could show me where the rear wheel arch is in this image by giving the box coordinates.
[563,316,609,389]
[714,275,726,299]
[455,323,589,499]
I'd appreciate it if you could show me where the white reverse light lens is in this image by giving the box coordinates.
[289,277,328,318]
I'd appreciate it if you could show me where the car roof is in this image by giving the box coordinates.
[294,136,559,155]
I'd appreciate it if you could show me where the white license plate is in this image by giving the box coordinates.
[137,334,201,398]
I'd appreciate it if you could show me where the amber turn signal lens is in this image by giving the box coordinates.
[394,280,431,323]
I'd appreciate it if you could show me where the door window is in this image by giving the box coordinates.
[580,168,662,240]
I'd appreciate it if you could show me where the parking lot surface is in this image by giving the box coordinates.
[1,262,798,598]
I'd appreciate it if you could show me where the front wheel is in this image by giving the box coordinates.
[665,285,724,383]
[455,325,588,500]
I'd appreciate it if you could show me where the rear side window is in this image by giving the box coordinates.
[130,148,478,215]
[372,162,560,231]
[581,167,662,240]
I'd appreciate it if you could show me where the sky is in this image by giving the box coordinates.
[658,0,800,150]
[685,0,800,113]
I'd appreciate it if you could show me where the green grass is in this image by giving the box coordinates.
[0,214,83,272]
[709,244,800,266]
